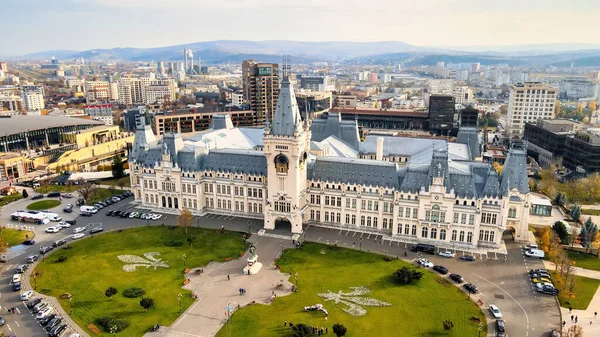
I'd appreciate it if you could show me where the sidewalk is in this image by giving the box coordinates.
[543,261,600,335]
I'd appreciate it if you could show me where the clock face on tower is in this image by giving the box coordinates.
[274,154,289,174]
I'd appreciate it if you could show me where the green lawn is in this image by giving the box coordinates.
[33,226,247,337]
[100,177,130,188]
[552,271,600,310]
[88,188,124,205]
[582,209,600,216]
[0,193,22,206]
[37,185,78,193]
[26,199,62,210]
[0,228,35,246]
[567,250,600,271]
[217,243,486,337]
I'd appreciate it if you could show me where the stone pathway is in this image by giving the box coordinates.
[144,235,296,337]
[543,261,600,335]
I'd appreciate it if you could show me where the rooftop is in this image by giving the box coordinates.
[0,115,103,136]
[331,107,428,118]
[0,152,22,160]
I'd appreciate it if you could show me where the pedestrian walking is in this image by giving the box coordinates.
[284,320,287,326]
[563,321,566,327]
[326,327,328,334]
[571,314,574,322]
[595,311,598,318]
[576,315,578,323]
[590,321,593,325]
[221,225,224,231]
[569,307,573,313]
[227,274,230,281]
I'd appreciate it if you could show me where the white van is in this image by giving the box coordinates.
[525,249,545,258]
[80,206,98,214]
[46,213,62,222]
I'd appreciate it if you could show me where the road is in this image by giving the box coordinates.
[0,192,561,337]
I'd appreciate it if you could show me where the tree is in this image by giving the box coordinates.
[140,297,154,312]
[552,221,570,244]
[540,227,551,253]
[571,204,581,222]
[76,179,96,204]
[332,323,347,337]
[393,266,424,284]
[493,162,503,174]
[111,153,125,179]
[564,323,584,337]
[590,100,598,113]
[580,217,598,251]
[443,320,454,331]
[117,178,126,190]
[105,286,118,300]
[22,189,28,198]
[291,323,312,337]
[0,235,8,254]
[178,208,193,236]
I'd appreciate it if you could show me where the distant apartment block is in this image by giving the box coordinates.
[524,119,583,167]
[299,75,332,91]
[506,82,557,139]
[333,94,357,108]
[152,110,255,135]
[241,60,279,125]
[454,85,474,105]
[84,81,112,103]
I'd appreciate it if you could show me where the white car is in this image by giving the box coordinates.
[73,233,85,240]
[45,226,60,233]
[36,306,54,319]
[21,290,35,300]
[417,258,434,268]
[57,221,71,228]
[439,251,455,258]
[73,227,86,234]
[69,334,81,337]
[152,214,162,220]
[489,304,502,318]
[12,274,21,283]
[129,212,139,218]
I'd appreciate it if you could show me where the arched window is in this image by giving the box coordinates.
[411,225,417,236]
[310,210,315,220]
[471,201,475,206]
[404,224,410,235]
[451,230,457,241]
[490,231,495,243]
[366,216,372,227]
[463,201,467,206]
[373,217,378,228]
[432,204,440,210]
[361,216,365,226]
[459,230,465,242]
[467,232,473,243]
[351,214,356,225]
[479,230,485,241]
[336,213,341,223]
[324,211,330,222]
[484,231,490,241]
[455,200,459,205]
[508,207,517,218]
[440,229,446,240]
[421,227,428,238]
[431,228,437,239]
[183,199,187,208]
[383,218,388,229]
[316,210,320,220]
[168,197,172,208]
[162,196,166,208]
[174,198,179,209]
[346,214,350,224]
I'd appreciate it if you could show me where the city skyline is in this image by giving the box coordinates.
[1,0,599,56]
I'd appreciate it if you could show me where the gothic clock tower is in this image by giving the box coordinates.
[263,61,310,233]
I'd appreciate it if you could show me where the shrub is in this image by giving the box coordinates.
[105,286,118,300]
[22,189,28,198]
[57,256,68,262]
[164,239,184,247]
[393,266,424,284]
[123,287,146,298]
[291,323,312,337]
[87,324,101,335]
[140,297,155,311]
[443,320,454,330]
[96,316,129,332]
[332,323,348,337]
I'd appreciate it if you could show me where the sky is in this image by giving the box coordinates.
[1,0,598,55]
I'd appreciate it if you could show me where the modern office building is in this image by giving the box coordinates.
[295,91,332,119]
[330,108,429,131]
[563,128,600,174]
[151,110,255,136]
[300,75,332,92]
[129,72,533,248]
[506,82,557,139]
[84,81,112,103]
[428,95,456,135]
[241,60,279,125]
[459,106,479,128]
[523,119,583,167]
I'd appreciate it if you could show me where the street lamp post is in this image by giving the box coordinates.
[178,293,183,313]
[182,254,187,268]
[359,238,363,251]
[69,296,73,314]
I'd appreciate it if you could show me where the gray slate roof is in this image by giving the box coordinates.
[309,157,402,188]
[456,127,481,159]
[311,113,360,149]
[201,149,267,175]
[500,145,530,195]
[271,78,303,136]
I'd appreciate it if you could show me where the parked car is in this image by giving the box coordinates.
[488,304,502,318]
[45,317,62,331]
[16,264,29,273]
[525,249,545,258]
[129,212,139,218]
[31,194,44,200]
[81,211,92,217]
[39,313,56,326]
[113,211,122,217]
[12,274,21,283]
[438,251,455,258]
[90,226,104,234]
[36,307,54,319]
[21,290,35,301]
[532,277,552,284]
[529,268,549,275]
[45,226,60,233]
[73,227,86,234]
[463,283,478,293]
[22,239,36,245]
[65,220,77,226]
[52,239,67,247]
[40,245,53,254]
[449,273,464,283]
[120,211,131,218]
[525,244,539,250]
[460,255,476,261]
[496,319,506,333]
[32,301,49,313]
[49,323,67,337]
[57,221,71,228]
[26,254,39,263]
[152,214,163,220]
[47,192,61,198]
[12,282,22,291]
[26,298,42,309]
[73,233,85,240]
[417,258,433,268]
[62,193,73,198]
[536,283,559,295]
[433,265,449,275]
[530,272,551,279]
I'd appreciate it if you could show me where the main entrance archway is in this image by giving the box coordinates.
[274,218,292,232]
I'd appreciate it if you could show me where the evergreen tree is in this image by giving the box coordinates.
[111,153,125,179]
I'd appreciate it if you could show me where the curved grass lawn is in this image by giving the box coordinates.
[1,228,35,246]
[33,226,247,336]
[26,199,61,210]
[217,243,486,337]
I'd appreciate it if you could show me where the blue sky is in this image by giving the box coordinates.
[1,0,598,55]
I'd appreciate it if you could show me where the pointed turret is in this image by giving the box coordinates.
[271,61,302,136]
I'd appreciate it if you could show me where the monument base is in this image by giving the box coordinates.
[243,262,263,275]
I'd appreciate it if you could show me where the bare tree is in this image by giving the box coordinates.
[117,178,126,190]
[563,324,584,337]
[76,179,96,204]
[177,208,193,236]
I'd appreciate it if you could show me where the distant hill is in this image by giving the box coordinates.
[13,40,600,67]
